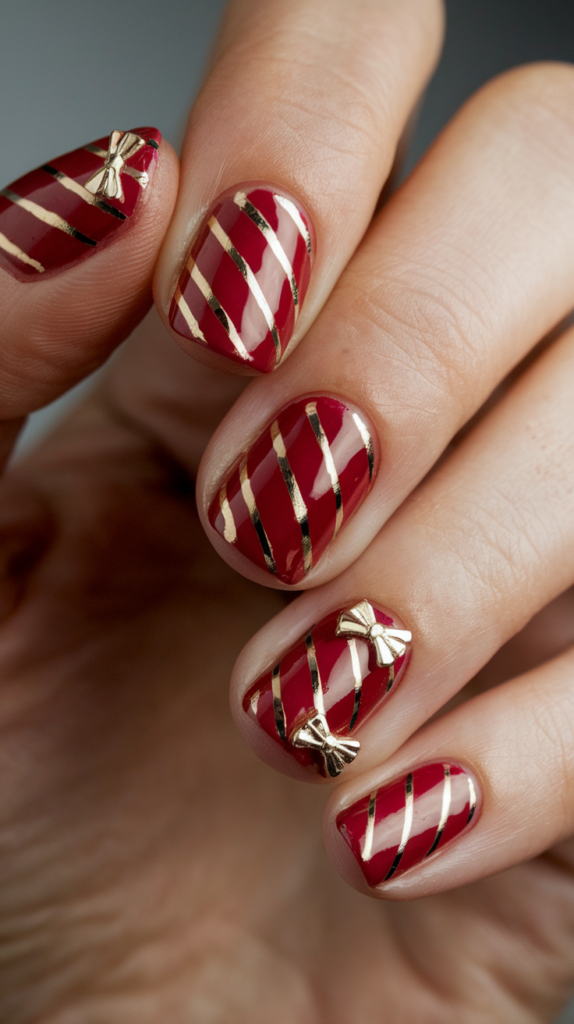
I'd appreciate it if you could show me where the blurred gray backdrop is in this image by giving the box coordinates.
[1,0,574,1019]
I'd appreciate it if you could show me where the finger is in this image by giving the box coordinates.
[198,62,574,588]
[230,317,574,782]
[0,126,178,461]
[154,0,444,373]
[325,645,574,899]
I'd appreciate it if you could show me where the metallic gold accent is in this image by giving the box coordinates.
[187,258,251,362]
[305,631,325,716]
[336,600,412,670]
[209,216,281,365]
[41,165,126,219]
[84,143,148,185]
[362,791,377,861]
[275,193,312,255]
[385,772,414,881]
[219,482,237,544]
[271,664,286,740]
[466,775,477,826]
[306,401,343,538]
[348,638,362,731]
[425,765,451,858]
[386,663,395,694]
[174,284,206,342]
[290,712,360,777]
[0,188,97,246]
[271,419,312,574]
[250,689,261,715]
[239,458,276,573]
[85,129,145,202]
[234,191,300,321]
[352,411,375,479]
[0,231,44,272]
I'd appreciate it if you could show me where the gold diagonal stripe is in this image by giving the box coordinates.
[187,258,251,362]
[425,765,451,858]
[466,775,477,826]
[275,193,312,255]
[234,191,300,323]
[306,401,343,538]
[386,662,395,694]
[271,419,312,574]
[352,411,375,480]
[362,790,377,861]
[384,772,414,881]
[0,188,97,247]
[174,284,206,343]
[0,231,44,272]
[41,165,126,220]
[209,216,281,365]
[219,481,236,544]
[305,631,325,716]
[239,458,276,573]
[348,638,362,731]
[271,663,287,740]
[83,144,148,185]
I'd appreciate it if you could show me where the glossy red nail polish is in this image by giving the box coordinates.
[337,763,478,887]
[243,600,412,777]
[208,395,374,585]
[169,184,313,373]
[0,128,161,281]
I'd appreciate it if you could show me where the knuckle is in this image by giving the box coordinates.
[480,62,574,154]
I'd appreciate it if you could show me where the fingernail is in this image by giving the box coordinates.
[0,128,161,280]
[208,395,375,585]
[243,600,412,778]
[337,763,478,887]
[169,184,313,373]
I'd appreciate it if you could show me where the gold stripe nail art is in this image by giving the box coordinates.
[467,775,477,825]
[271,663,287,740]
[209,216,281,364]
[0,230,44,272]
[275,193,312,255]
[362,790,377,861]
[188,258,251,362]
[425,765,451,857]
[219,481,237,544]
[1,188,97,246]
[239,458,276,573]
[306,400,344,538]
[305,631,326,716]
[174,284,206,342]
[352,411,375,480]
[271,419,312,574]
[41,165,126,219]
[348,638,363,731]
[385,772,414,880]
[234,191,300,321]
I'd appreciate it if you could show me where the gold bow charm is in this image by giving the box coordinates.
[291,713,360,778]
[85,130,146,202]
[336,600,412,668]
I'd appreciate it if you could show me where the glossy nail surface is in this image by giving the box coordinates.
[0,128,161,280]
[208,396,374,585]
[169,185,313,373]
[243,600,412,778]
[337,763,478,887]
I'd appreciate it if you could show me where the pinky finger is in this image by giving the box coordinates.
[325,645,574,899]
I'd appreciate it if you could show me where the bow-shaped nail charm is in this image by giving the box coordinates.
[85,130,146,203]
[290,713,360,777]
[336,600,412,669]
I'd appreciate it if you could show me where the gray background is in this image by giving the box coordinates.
[2,0,574,1019]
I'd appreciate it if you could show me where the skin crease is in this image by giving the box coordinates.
[1,2,574,1022]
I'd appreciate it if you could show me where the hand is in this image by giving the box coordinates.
[1,1,574,1021]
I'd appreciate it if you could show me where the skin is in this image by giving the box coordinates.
[0,0,574,1020]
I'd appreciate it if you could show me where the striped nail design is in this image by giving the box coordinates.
[0,128,161,280]
[208,396,374,585]
[243,601,411,777]
[169,185,313,373]
[337,763,478,887]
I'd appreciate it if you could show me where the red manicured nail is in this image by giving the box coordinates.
[0,128,161,281]
[208,395,374,585]
[169,184,313,373]
[337,763,478,887]
[243,600,412,778]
